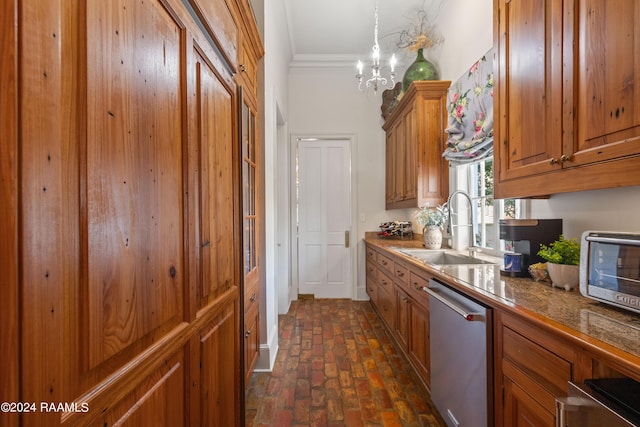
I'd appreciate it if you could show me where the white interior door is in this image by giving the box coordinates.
[298,139,351,298]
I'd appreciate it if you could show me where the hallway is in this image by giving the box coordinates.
[245,299,445,426]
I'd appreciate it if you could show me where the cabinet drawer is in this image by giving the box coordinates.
[502,326,572,400]
[408,270,430,307]
[394,260,409,287]
[366,246,377,262]
[366,261,378,282]
[377,269,394,294]
[376,252,394,276]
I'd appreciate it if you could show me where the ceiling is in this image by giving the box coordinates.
[284,0,444,67]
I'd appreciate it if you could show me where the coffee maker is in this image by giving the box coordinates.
[499,219,563,277]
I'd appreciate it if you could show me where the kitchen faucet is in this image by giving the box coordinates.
[446,190,478,257]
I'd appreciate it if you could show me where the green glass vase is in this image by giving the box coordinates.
[402,48,439,92]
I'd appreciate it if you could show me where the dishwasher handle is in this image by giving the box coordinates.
[423,286,482,321]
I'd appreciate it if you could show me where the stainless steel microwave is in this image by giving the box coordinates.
[580,231,640,314]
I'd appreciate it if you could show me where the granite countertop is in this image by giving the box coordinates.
[365,232,640,367]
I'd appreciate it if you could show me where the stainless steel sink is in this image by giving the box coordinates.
[397,249,496,265]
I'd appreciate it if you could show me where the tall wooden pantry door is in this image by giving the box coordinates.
[5,0,245,425]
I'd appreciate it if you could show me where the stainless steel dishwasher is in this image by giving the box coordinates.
[424,279,492,427]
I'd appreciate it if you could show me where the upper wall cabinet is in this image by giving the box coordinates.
[383,81,450,210]
[494,0,640,198]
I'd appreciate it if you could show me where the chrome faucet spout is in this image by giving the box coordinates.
[446,190,476,253]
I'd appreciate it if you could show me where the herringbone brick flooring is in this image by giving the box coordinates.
[245,299,444,426]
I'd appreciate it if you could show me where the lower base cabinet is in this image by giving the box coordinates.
[496,312,577,427]
[408,300,430,388]
[366,243,640,427]
[365,244,431,389]
[244,306,260,384]
[503,377,555,427]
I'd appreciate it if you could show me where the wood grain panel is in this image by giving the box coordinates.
[0,1,19,425]
[199,303,240,426]
[503,326,572,397]
[496,0,564,181]
[84,0,185,368]
[100,352,184,426]
[20,1,79,419]
[188,0,238,70]
[194,47,237,307]
[571,0,640,165]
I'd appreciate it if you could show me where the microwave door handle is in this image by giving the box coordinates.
[585,235,640,246]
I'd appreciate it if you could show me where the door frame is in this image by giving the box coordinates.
[289,134,358,300]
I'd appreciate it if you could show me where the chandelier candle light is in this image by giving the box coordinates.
[356,0,396,93]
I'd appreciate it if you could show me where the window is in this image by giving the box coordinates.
[456,157,523,255]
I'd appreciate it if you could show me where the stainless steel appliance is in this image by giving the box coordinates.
[556,379,640,426]
[580,231,640,314]
[499,219,563,277]
[424,279,492,427]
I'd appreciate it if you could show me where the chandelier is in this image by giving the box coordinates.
[356,0,397,93]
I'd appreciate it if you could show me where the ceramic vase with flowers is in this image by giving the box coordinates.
[537,235,581,291]
[416,204,449,249]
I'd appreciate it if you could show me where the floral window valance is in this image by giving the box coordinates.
[443,48,494,164]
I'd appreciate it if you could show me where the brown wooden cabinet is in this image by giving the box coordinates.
[364,244,432,389]
[4,0,262,425]
[383,81,450,210]
[494,0,640,198]
[494,312,583,427]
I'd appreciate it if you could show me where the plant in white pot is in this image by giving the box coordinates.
[537,235,581,291]
[415,204,449,249]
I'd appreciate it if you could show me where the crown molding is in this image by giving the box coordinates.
[289,54,359,70]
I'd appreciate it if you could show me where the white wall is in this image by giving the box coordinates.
[256,0,292,371]
[288,68,390,299]
[529,186,640,240]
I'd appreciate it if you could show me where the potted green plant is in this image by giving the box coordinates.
[415,204,449,249]
[537,235,581,290]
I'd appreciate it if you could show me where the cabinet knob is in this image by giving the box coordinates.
[245,331,251,337]
[239,64,247,72]
[250,293,257,302]
[549,157,559,165]
[560,154,571,163]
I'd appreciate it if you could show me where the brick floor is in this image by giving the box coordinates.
[245,299,445,427]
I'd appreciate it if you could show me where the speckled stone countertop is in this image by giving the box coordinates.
[365,232,640,369]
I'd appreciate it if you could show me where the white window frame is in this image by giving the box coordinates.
[450,158,526,257]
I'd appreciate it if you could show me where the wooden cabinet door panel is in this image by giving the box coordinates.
[569,0,640,166]
[394,286,410,350]
[503,377,555,427]
[244,306,260,384]
[385,128,396,204]
[496,0,564,181]
[100,351,185,427]
[199,302,240,427]
[188,0,238,69]
[409,300,430,387]
[195,47,238,308]
[417,95,448,205]
[84,0,186,369]
[403,107,417,200]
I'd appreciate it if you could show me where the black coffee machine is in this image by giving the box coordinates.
[499,219,563,277]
